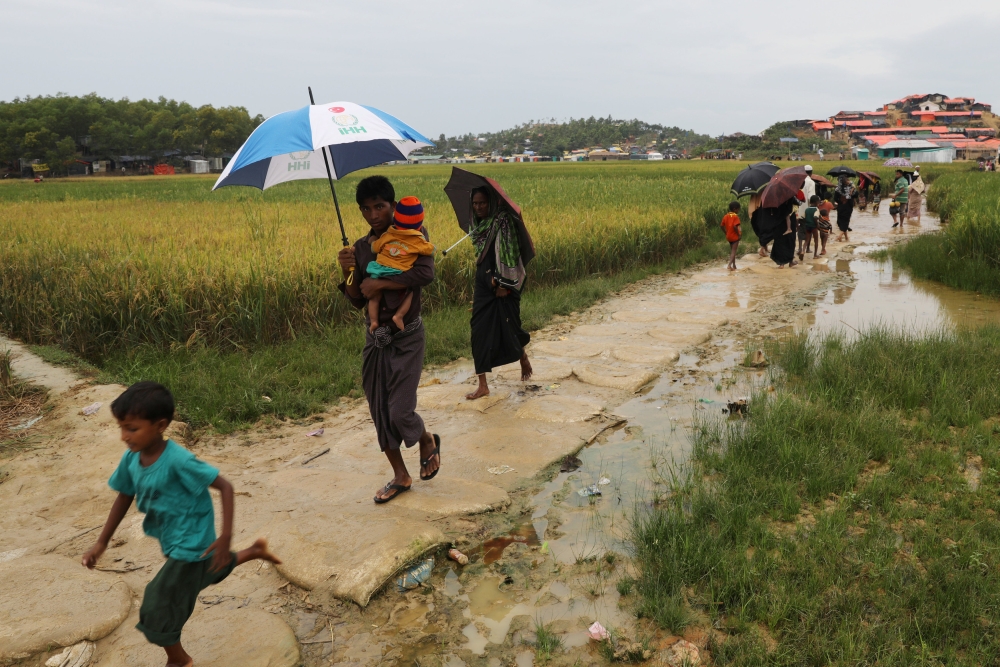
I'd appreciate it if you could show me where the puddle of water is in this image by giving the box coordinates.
[443,568,462,597]
[393,602,429,629]
[467,577,517,622]
[474,524,541,564]
[801,258,1000,336]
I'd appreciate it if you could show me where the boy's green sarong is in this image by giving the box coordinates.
[136,553,237,646]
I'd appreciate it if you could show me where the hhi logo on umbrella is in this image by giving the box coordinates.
[329,108,366,135]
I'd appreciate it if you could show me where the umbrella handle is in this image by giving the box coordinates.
[440,233,470,259]
[346,267,355,285]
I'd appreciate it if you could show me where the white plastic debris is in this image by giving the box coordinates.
[10,415,42,431]
[306,428,324,437]
[488,465,516,475]
[577,484,602,497]
[598,477,611,486]
[45,641,95,667]
[81,402,102,416]
[587,621,610,641]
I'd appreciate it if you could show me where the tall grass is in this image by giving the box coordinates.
[893,171,1000,295]
[0,164,732,360]
[631,325,1000,663]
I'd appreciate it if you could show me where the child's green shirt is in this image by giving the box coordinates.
[109,440,219,562]
[803,206,819,229]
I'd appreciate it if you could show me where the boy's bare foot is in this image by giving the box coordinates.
[519,354,532,381]
[758,247,768,257]
[466,374,490,400]
[783,229,793,235]
[164,642,193,667]
[392,313,405,330]
[236,538,282,566]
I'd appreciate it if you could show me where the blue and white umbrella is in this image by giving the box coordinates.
[214,95,432,284]
[213,100,432,191]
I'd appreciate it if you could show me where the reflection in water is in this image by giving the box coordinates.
[802,258,1000,336]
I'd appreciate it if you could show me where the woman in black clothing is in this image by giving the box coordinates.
[465,187,532,400]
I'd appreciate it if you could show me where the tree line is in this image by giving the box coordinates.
[431,116,713,157]
[0,93,263,174]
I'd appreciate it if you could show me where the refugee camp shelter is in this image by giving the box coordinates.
[877,139,944,159]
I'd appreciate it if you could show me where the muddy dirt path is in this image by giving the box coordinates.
[6,203,996,667]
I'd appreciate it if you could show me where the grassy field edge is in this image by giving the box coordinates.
[628,325,1000,664]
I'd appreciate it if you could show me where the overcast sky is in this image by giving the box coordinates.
[7,0,1000,138]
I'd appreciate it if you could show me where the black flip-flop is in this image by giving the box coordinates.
[374,482,411,504]
[420,434,441,481]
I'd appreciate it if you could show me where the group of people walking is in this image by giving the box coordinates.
[745,164,925,268]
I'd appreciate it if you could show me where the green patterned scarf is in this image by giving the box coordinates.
[469,194,520,268]
[469,191,524,289]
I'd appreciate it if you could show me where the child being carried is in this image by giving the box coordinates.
[366,196,435,333]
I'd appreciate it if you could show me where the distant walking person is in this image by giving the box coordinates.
[908,168,925,223]
[834,175,856,242]
[721,201,742,271]
[891,169,909,227]
[466,185,533,400]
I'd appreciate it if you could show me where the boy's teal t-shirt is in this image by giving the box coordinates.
[109,440,219,562]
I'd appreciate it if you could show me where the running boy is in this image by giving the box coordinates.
[366,196,435,332]
[721,201,742,271]
[82,381,279,667]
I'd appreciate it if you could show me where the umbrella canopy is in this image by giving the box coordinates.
[730,163,778,197]
[213,101,432,190]
[858,171,881,183]
[761,166,807,209]
[443,167,536,265]
[883,157,914,168]
[827,165,857,177]
[750,161,780,176]
[810,174,834,187]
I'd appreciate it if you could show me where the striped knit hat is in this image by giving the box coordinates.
[393,196,424,230]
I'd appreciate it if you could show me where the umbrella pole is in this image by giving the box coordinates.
[440,232,469,258]
[308,87,354,284]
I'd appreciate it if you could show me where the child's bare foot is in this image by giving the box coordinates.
[237,538,282,566]
[783,229,793,235]
[164,642,193,667]
[392,313,405,330]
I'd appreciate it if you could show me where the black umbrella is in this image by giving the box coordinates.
[730,163,780,197]
[443,167,536,264]
[827,165,858,177]
[750,161,780,175]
